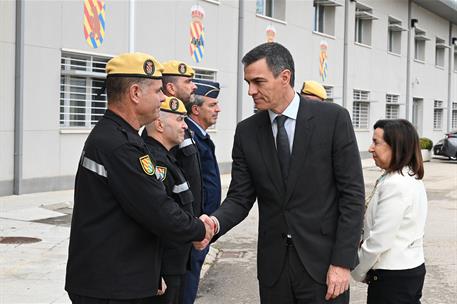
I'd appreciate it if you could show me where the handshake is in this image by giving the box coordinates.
[193,214,218,251]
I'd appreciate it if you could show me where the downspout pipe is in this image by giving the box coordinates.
[447,22,453,132]
[236,0,244,122]
[342,0,350,108]
[129,0,135,52]
[405,0,412,121]
[14,0,24,195]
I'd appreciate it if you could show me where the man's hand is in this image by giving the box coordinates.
[325,265,350,300]
[157,277,167,296]
[193,214,215,250]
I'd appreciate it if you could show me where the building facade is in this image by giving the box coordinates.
[1,0,456,195]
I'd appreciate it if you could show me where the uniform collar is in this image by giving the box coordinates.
[186,117,208,138]
[104,109,139,134]
[141,130,177,162]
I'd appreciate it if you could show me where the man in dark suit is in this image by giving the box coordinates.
[182,79,222,304]
[205,43,365,303]
[65,53,214,304]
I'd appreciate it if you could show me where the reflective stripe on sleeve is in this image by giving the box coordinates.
[81,156,108,178]
[173,182,189,194]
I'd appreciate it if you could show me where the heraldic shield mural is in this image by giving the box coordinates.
[83,0,106,49]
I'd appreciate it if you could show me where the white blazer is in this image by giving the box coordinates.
[352,168,428,282]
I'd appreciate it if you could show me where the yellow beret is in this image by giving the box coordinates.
[162,60,195,77]
[301,80,327,100]
[161,96,187,115]
[106,52,163,79]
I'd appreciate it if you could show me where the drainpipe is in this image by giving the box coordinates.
[14,0,24,195]
[405,0,412,121]
[342,0,350,108]
[236,0,245,122]
[129,0,135,52]
[447,22,453,132]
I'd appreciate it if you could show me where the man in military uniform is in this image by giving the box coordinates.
[182,79,222,304]
[142,96,193,304]
[161,61,203,218]
[300,80,327,101]
[65,53,214,304]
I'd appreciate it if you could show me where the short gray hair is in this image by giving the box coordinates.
[186,95,205,114]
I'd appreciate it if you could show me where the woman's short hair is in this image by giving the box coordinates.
[373,119,424,179]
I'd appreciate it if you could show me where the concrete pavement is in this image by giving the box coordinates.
[0,158,455,303]
[195,158,457,304]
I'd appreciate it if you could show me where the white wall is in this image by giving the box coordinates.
[0,0,16,195]
[1,0,456,194]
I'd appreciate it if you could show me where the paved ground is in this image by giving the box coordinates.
[0,158,455,303]
[195,158,457,304]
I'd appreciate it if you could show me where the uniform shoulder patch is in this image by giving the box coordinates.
[155,166,167,181]
[139,155,155,175]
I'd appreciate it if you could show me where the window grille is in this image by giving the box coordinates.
[60,51,110,128]
[194,68,217,81]
[433,100,444,130]
[352,89,370,129]
[324,85,334,103]
[385,94,399,119]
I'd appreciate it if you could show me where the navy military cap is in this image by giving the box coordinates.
[193,79,220,99]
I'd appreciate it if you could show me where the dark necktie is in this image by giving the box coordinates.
[275,115,290,181]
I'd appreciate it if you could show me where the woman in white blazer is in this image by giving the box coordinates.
[352,119,427,304]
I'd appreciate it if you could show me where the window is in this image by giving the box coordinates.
[385,94,400,119]
[354,3,377,46]
[324,85,334,103]
[433,100,444,130]
[435,37,447,67]
[414,28,428,61]
[452,102,457,129]
[313,0,340,36]
[60,51,110,128]
[193,68,217,81]
[387,17,405,54]
[256,0,285,20]
[352,89,370,129]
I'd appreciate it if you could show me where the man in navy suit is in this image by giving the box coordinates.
[199,43,365,303]
[182,79,222,304]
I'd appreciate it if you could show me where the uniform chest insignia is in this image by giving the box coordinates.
[139,155,155,175]
[155,166,167,181]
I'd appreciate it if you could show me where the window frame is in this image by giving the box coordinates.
[414,28,428,62]
[352,89,371,130]
[354,3,377,46]
[433,100,444,130]
[60,50,112,130]
[387,16,405,55]
[385,94,400,120]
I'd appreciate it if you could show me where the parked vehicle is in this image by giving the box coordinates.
[433,131,457,160]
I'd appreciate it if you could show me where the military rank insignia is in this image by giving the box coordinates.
[155,166,167,182]
[139,155,155,176]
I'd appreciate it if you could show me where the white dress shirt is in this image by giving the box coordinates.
[268,93,300,152]
[351,168,428,282]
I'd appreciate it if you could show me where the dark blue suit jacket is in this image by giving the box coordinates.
[186,118,221,215]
